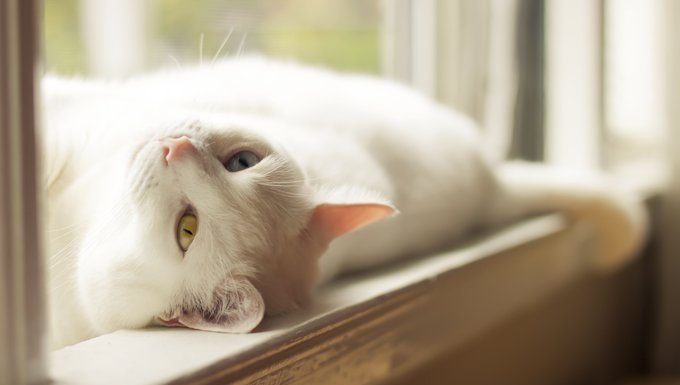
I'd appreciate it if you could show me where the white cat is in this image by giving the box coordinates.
[43,56,647,348]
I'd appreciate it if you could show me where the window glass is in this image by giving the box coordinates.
[44,0,382,77]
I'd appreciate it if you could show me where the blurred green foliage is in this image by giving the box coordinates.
[44,0,85,75]
[44,0,381,76]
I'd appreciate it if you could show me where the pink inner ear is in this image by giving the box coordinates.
[177,278,265,333]
[311,202,396,243]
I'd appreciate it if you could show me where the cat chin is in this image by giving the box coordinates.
[152,276,266,333]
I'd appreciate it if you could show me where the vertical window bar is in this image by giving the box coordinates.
[545,0,604,168]
[81,0,147,77]
[509,0,544,161]
[0,0,47,383]
[409,0,437,97]
[382,0,437,97]
[382,0,413,83]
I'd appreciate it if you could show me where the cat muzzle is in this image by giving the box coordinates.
[160,135,197,165]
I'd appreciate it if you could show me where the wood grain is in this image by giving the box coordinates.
[171,223,597,385]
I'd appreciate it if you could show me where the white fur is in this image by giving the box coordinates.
[43,56,647,348]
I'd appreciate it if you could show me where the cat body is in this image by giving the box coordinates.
[43,57,645,348]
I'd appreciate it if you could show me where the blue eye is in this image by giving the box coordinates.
[225,151,261,172]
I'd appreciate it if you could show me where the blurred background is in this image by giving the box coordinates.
[43,0,669,186]
[41,0,680,383]
[44,0,382,75]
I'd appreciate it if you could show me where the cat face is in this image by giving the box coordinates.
[75,114,394,335]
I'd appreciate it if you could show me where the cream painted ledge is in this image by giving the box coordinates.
[51,214,596,385]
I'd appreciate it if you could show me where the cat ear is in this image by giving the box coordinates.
[309,202,397,244]
[178,277,264,333]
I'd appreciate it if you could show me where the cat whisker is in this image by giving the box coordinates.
[48,222,82,232]
[48,222,85,236]
[199,33,205,66]
[257,180,306,187]
[51,279,78,296]
[168,54,181,69]
[48,243,81,285]
[129,145,161,196]
[49,228,82,243]
[211,27,235,65]
[48,216,97,259]
[49,247,76,269]
[237,32,248,57]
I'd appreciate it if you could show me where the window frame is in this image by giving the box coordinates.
[18,0,670,382]
[0,0,48,383]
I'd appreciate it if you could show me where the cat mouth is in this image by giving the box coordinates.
[153,276,266,333]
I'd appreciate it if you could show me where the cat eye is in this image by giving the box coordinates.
[177,213,197,252]
[225,151,261,172]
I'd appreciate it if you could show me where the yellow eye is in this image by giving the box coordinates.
[177,213,197,252]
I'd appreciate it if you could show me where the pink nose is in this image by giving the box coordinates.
[161,136,197,164]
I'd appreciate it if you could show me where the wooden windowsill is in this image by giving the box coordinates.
[51,214,599,385]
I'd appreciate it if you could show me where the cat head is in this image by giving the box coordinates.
[74,112,395,336]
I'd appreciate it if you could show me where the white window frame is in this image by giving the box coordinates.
[13,0,667,382]
[80,0,147,78]
[382,0,438,97]
[0,0,48,383]
[544,0,604,169]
